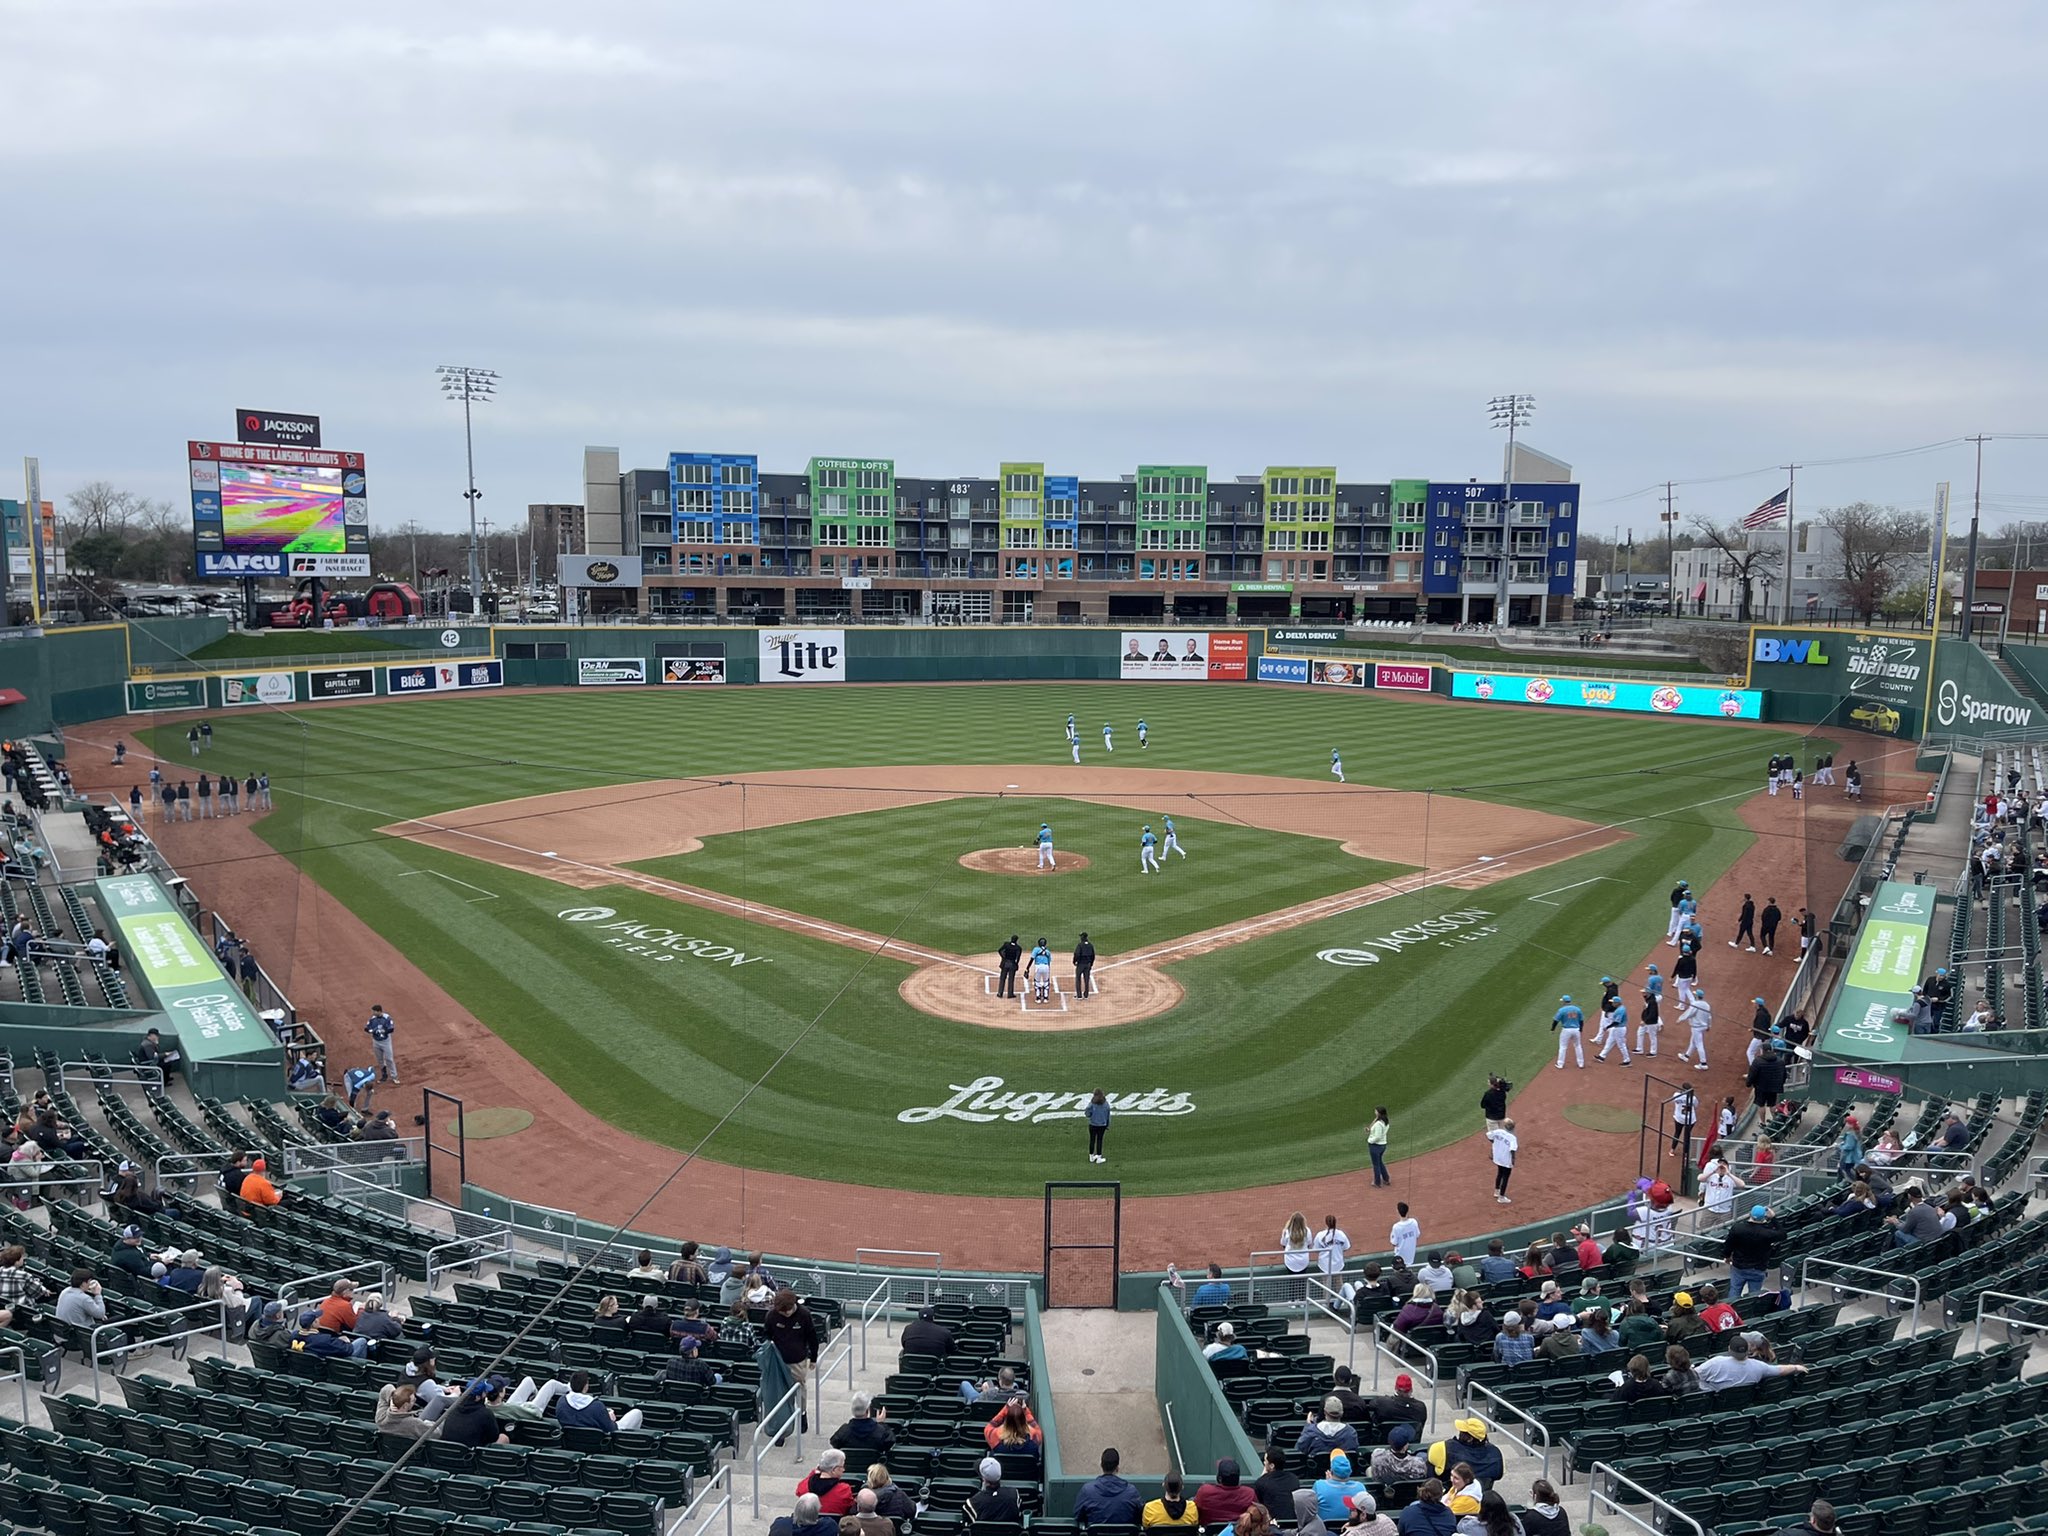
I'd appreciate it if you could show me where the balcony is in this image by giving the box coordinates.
[1512,561,1551,583]
[1463,508,1503,528]
[1511,534,1549,557]
[1510,507,1550,527]
[1361,534,1392,554]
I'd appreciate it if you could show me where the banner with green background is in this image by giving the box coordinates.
[94,874,270,1064]
[1821,880,1936,1064]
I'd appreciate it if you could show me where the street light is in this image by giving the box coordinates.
[1488,394,1535,626]
[437,365,498,617]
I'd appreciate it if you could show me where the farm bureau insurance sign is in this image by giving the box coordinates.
[760,629,847,683]
[1819,880,1934,1065]
[555,905,769,967]
[1318,907,1498,967]
[96,874,265,1061]
[898,1076,1195,1124]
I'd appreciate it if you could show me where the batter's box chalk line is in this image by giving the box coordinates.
[1527,875,1622,906]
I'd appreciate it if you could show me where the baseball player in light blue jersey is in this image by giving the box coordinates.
[1030,937,1054,1001]
[1597,998,1633,1064]
[1137,718,1148,749]
[1066,714,1077,744]
[1331,749,1345,784]
[1037,823,1056,869]
[1161,814,1186,859]
[1070,734,1081,764]
[1552,995,1586,1069]
[1103,722,1114,752]
[1140,824,1161,873]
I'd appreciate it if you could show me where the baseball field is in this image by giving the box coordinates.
[138,682,1816,1197]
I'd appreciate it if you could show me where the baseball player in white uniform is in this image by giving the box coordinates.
[1066,714,1077,744]
[1331,749,1345,784]
[1070,735,1081,764]
[1140,825,1161,873]
[1137,718,1148,749]
[1678,988,1713,1071]
[1102,722,1114,753]
[1037,823,1056,869]
[1161,814,1186,859]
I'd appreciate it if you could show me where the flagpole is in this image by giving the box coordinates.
[1782,463,1799,624]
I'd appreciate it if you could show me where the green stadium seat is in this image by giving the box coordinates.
[1863,1496,1930,1536]
[133,1505,196,1536]
[488,1486,549,1523]
[84,1495,152,1536]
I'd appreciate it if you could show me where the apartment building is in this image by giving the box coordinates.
[576,445,1579,625]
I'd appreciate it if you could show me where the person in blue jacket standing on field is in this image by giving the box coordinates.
[1085,1090,1111,1164]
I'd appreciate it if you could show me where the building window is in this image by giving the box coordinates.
[1140,528,1168,550]
[816,468,848,490]
[1173,528,1199,551]
[1394,500,1424,520]
[677,463,713,485]
[817,524,848,547]
[1005,471,1040,493]
[1302,529,1330,552]
[677,521,714,544]
[722,521,752,544]
[1007,526,1042,549]
[856,469,889,491]
[726,464,754,486]
[1046,525,1074,549]
[677,489,713,514]
[855,524,889,547]
[1394,529,1422,554]
[1435,527,1451,547]
[1433,558,1449,577]
[1007,497,1038,519]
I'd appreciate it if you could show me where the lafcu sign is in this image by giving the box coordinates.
[1754,637,1831,665]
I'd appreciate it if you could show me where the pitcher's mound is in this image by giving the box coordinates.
[960,848,1091,875]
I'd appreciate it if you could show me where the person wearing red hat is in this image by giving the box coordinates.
[1369,1374,1427,1435]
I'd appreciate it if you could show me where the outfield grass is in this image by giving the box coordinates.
[140,683,1819,1195]
[636,796,1409,955]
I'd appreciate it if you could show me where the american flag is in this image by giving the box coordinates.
[1741,488,1790,531]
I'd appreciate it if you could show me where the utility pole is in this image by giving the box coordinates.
[1782,463,1800,624]
[1662,481,1678,616]
[436,365,498,619]
[1960,435,1988,640]
[1488,394,1535,625]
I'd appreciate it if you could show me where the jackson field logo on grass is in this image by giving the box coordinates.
[1317,907,1497,967]
[555,906,770,968]
[898,1077,1196,1125]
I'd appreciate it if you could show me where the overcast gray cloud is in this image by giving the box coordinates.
[3,0,2044,541]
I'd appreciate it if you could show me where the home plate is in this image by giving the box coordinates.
[540,852,558,858]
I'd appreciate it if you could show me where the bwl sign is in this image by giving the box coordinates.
[898,1076,1196,1124]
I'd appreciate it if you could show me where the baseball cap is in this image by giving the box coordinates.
[1346,1493,1377,1517]
[1455,1418,1487,1439]
[676,1333,700,1352]
[1751,1204,1769,1220]
[119,1225,141,1240]
[1502,1310,1523,1326]
[1673,1291,1694,1307]
[1389,1426,1414,1450]
[978,1458,1002,1483]
[1601,976,1614,985]
[1394,1373,1413,1392]
[1560,995,1572,1004]
[1328,1453,1351,1476]
[117,1160,134,1173]
[1754,997,1767,1006]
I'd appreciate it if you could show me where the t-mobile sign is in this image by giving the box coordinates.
[1374,663,1433,692]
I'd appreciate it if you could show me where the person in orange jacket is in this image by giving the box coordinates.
[239,1157,282,1208]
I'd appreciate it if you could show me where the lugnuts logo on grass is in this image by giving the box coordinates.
[555,906,771,967]
[898,1077,1196,1125]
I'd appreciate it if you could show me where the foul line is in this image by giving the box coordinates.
[1528,875,1622,906]
[396,869,500,903]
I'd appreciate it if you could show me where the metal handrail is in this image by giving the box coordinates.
[1586,1461,1708,1536]
[667,1461,731,1536]
[53,1061,163,1095]
[854,1247,940,1308]
[1799,1256,1923,1334]
[426,1224,513,1293]
[279,1259,396,1307]
[1370,1316,1442,1416]
[152,1151,226,1195]
[1461,1383,1552,1478]
[282,1137,425,1176]
[0,1345,29,1423]
[1972,1290,2048,1350]
[857,1277,890,1370]
[814,1323,857,1423]
[88,1297,228,1403]
[750,1379,806,1517]
[1303,1276,1360,1376]
[1161,1399,1185,1474]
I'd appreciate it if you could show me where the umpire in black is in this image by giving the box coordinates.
[997,935,1022,998]
[1073,932,1096,999]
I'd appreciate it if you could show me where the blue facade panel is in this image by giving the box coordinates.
[668,452,761,544]
[1422,480,1579,597]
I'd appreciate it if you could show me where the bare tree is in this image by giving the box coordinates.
[1691,517,1783,621]
[1815,502,1929,623]
[62,481,139,541]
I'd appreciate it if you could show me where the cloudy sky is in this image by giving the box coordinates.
[4,0,2044,541]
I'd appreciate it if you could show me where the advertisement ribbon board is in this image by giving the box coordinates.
[1118,631,1249,681]
[221,672,295,707]
[1452,671,1761,720]
[94,875,267,1063]
[125,678,208,713]
[577,658,648,686]
[1820,881,1936,1065]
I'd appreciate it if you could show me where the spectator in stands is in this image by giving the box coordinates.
[111,1164,173,1218]
[671,1298,717,1343]
[769,1493,838,1536]
[1613,1354,1667,1403]
[841,1489,893,1536]
[238,1157,280,1210]
[1783,1500,1838,1536]
[287,1051,325,1094]
[1443,1468,1481,1520]
[1329,1365,1372,1423]
[1615,1301,1662,1353]
[626,1248,665,1279]
[56,1268,127,1351]
[1941,1114,1970,1150]
[1577,1308,1620,1355]
[1660,1345,1701,1396]
[902,1305,954,1358]
[1395,1480,1456,1536]
[1532,1317,1579,1362]
[1392,1284,1443,1334]
[1144,1472,1200,1530]
[312,1094,356,1138]
[1194,1458,1256,1528]
[107,1225,152,1280]
[0,1244,46,1328]
[1492,1311,1532,1365]
[1457,1490,1521,1536]
[1477,1241,1517,1286]
[1868,1129,1904,1165]
[246,1300,290,1346]
[217,1153,250,1201]
[1252,1448,1299,1523]
[1416,1253,1454,1293]
[666,1332,720,1388]
[1886,1187,1945,1247]
[158,1249,206,1295]
[1724,1204,1784,1300]
[1204,1321,1247,1361]
[300,1307,368,1360]
[832,1393,896,1455]
[1517,1484,1567,1536]
[967,1457,1022,1527]
[1695,1333,1807,1390]
[1345,1489,1397,1536]
[1314,1453,1367,1521]
[864,1466,913,1531]
[1858,1163,1898,1212]
[1428,1421,1502,1492]
[627,1293,672,1337]
[1292,1489,1332,1536]
[29,1108,87,1160]
[669,1241,709,1285]
[1531,1281,1570,1322]
[724,1297,760,1352]
[714,1247,746,1308]
[1190,1263,1232,1308]
[1573,1228,1603,1272]
[766,1289,822,1416]
[317,1278,359,1333]
[1831,1182,1878,1219]
[1297,1395,1360,1458]
[957,1365,1020,1406]
[375,1382,430,1443]
[1372,1426,1429,1484]
[1370,1374,1428,1435]
[200,1266,250,1340]
[1695,1284,1743,1333]
[584,1294,618,1323]
[1237,1504,1279,1536]
[354,1291,403,1344]
[985,1396,1044,1459]
[555,1369,646,1432]
[1443,1290,1491,1346]
[795,1449,858,1516]
[356,1110,400,1155]
[1076,1447,1145,1527]
[132,1028,180,1083]
[1663,1292,1704,1341]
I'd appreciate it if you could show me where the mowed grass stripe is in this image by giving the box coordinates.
[137,685,1820,1195]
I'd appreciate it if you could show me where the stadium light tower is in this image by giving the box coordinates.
[1488,394,1535,625]
[437,366,498,616]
